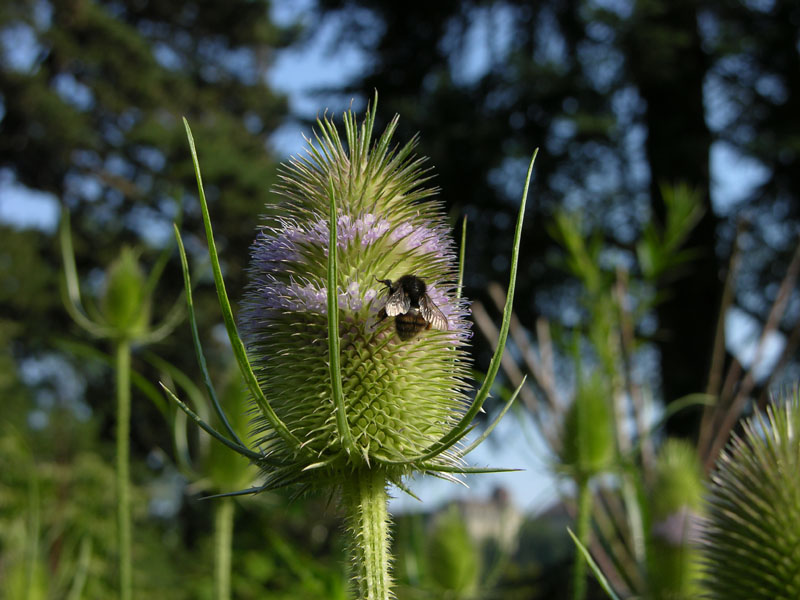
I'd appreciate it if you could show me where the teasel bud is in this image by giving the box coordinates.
[59,213,184,345]
[101,247,150,339]
[647,439,704,599]
[203,371,260,494]
[426,505,481,597]
[701,389,800,599]
[558,372,615,482]
[557,372,615,600]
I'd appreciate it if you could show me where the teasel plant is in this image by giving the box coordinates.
[162,97,537,599]
[59,215,184,600]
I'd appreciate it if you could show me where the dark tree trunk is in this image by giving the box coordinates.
[626,0,721,438]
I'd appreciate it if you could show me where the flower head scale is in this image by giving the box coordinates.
[240,106,473,488]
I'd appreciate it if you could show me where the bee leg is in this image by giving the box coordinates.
[372,307,388,329]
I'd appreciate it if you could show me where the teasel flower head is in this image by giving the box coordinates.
[700,389,800,599]
[167,98,532,499]
[238,106,474,491]
[59,212,184,344]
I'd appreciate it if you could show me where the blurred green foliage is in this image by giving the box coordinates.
[425,506,481,598]
[0,404,350,598]
[0,418,203,599]
[480,185,715,599]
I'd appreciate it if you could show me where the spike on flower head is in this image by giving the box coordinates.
[239,102,472,488]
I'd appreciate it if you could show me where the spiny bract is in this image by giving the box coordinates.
[239,104,472,491]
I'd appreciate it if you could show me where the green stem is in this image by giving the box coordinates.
[214,497,234,600]
[572,477,592,600]
[24,470,40,600]
[115,339,132,600]
[341,468,392,600]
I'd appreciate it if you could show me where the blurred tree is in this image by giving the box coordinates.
[310,0,800,437]
[0,0,293,441]
[621,0,717,437]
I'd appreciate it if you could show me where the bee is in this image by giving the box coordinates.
[376,274,448,340]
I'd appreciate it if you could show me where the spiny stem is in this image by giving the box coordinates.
[214,497,234,600]
[572,477,592,600]
[342,468,392,600]
[115,339,132,600]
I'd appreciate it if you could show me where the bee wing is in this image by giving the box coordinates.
[384,287,411,316]
[420,295,448,331]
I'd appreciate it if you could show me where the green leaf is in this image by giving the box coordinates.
[326,178,354,457]
[58,209,114,338]
[182,118,302,452]
[159,382,268,463]
[457,215,467,300]
[567,528,622,600]
[172,224,245,449]
[459,375,526,457]
[412,148,538,463]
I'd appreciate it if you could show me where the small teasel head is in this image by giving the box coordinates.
[59,209,183,344]
[647,439,704,599]
[239,102,472,488]
[101,247,150,339]
[557,372,615,482]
